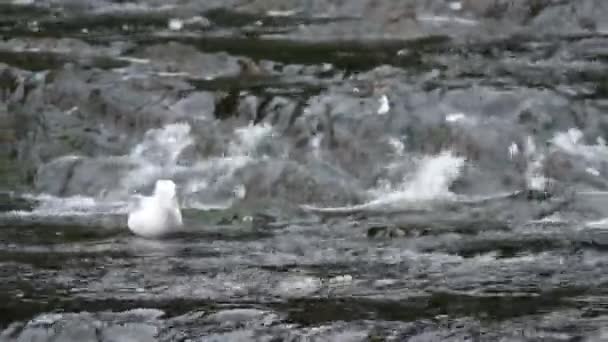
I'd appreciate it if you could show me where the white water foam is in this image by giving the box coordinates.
[181,122,273,209]
[548,128,608,186]
[374,150,465,202]
[122,122,194,191]
[92,3,176,14]
[417,14,478,26]
[372,136,409,186]
[551,128,608,161]
[123,122,272,210]
[524,136,548,192]
[8,122,275,217]
[3,193,128,218]
[228,123,273,157]
[584,217,608,228]
[302,151,466,213]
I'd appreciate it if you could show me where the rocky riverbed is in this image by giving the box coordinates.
[2,0,608,341]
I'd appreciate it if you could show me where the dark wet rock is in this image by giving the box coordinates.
[525,189,553,201]
[235,159,367,206]
[34,156,81,195]
[169,91,216,120]
[0,310,160,342]
[0,192,38,212]
[529,0,608,34]
[367,225,406,239]
[5,64,195,184]
[130,43,243,79]
[44,157,137,198]
[204,308,278,327]
[366,218,512,240]
[0,38,124,58]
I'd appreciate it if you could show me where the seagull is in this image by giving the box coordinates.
[127,179,183,238]
[377,94,390,115]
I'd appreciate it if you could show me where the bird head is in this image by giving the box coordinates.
[154,179,178,201]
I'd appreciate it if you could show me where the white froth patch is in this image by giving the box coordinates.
[386,137,405,156]
[4,193,128,218]
[168,18,183,31]
[373,279,398,287]
[129,123,193,164]
[304,151,466,213]
[445,112,466,123]
[586,167,601,177]
[527,213,565,224]
[233,184,247,200]
[156,71,190,77]
[228,122,273,156]
[22,121,269,217]
[116,56,150,64]
[394,150,465,201]
[275,275,322,298]
[122,123,194,191]
[266,10,296,17]
[449,2,462,11]
[92,3,175,14]
[527,173,548,192]
[551,128,608,160]
[586,217,608,228]
[328,274,353,285]
[524,136,548,192]
[310,134,323,158]
[508,142,519,159]
[417,15,478,26]
[551,128,584,154]
[181,123,272,209]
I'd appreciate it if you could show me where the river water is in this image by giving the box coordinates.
[2,0,608,341]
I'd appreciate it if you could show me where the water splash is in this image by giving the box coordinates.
[551,128,608,160]
[377,150,465,203]
[121,122,194,192]
[227,122,273,157]
[129,122,193,166]
[546,128,608,187]
[124,122,273,208]
[2,193,127,218]
[524,136,548,192]
[15,122,276,216]
[181,123,274,209]
[309,134,323,159]
[302,151,466,213]
[386,137,406,156]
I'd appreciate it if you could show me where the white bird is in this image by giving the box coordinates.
[127,179,183,238]
[377,95,390,115]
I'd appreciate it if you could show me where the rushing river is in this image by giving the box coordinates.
[2,0,608,341]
